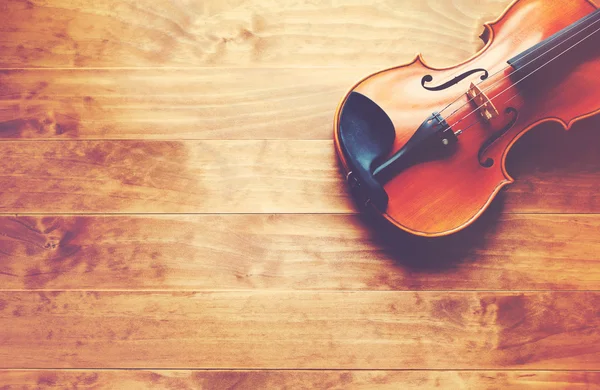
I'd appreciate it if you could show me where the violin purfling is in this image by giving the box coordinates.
[333,0,600,236]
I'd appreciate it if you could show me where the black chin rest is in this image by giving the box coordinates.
[338,92,395,211]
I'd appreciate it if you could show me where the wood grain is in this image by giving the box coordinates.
[1,214,599,291]
[0,0,512,68]
[3,68,599,143]
[0,140,351,213]
[0,291,599,369]
[0,68,369,140]
[0,129,598,213]
[1,370,599,389]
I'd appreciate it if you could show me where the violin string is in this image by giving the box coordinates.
[439,11,600,118]
[439,14,598,118]
[444,24,600,133]
[439,16,575,116]
[438,23,581,107]
[437,12,600,121]
[440,22,600,135]
[439,8,600,103]
[448,86,523,138]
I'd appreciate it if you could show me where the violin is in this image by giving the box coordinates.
[333,0,599,237]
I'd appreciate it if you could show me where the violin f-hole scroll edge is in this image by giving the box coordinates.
[478,107,519,168]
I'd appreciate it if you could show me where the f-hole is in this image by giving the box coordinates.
[479,107,519,168]
[421,68,489,92]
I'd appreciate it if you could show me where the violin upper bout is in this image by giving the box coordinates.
[405,53,435,71]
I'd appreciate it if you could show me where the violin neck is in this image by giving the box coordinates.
[507,8,600,75]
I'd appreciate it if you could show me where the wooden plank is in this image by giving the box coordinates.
[0,140,351,213]
[2,69,598,142]
[1,214,599,291]
[1,370,598,389]
[0,68,369,140]
[0,135,598,213]
[0,291,599,369]
[0,0,512,68]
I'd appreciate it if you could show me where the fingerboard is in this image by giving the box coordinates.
[507,8,600,75]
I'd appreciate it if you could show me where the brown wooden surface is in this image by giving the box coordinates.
[1,370,599,390]
[1,214,599,291]
[1,291,599,369]
[0,123,599,213]
[0,68,369,140]
[0,0,511,68]
[1,0,599,388]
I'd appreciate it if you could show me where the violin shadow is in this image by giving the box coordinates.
[358,193,506,272]
[353,115,600,272]
[505,115,600,178]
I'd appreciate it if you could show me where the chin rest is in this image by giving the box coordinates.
[338,92,459,213]
[338,92,395,211]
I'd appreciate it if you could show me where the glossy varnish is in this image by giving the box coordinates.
[334,0,599,236]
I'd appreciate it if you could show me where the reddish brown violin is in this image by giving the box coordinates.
[333,0,599,237]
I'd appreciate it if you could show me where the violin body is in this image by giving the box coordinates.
[333,0,599,237]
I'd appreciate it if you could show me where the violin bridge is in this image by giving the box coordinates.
[466,82,499,122]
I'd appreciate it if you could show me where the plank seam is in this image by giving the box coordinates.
[0,368,599,372]
[0,213,598,216]
[1,289,599,293]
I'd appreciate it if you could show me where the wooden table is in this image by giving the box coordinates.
[0,0,599,388]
